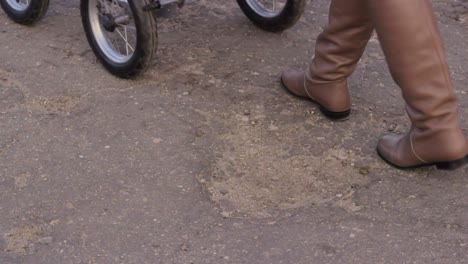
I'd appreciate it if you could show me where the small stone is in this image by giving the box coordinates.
[268,124,279,131]
[243,110,251,116]
[104,146,110,149]
[336,194,343,198]
[359,167,370,175]
[219,189,229,195]
[180,243,189,251]
[271,175,281,181]
[195,129,205,137]
[182,92,189,96]
[38,237,53,245]
[221,211,231,218]
[78,155,84,159]
[388,123,397,131]
[253,114,266,120]
[240,116,249,122]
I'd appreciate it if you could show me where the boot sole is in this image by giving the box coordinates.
[280,77,351,121]
[377,148,468,171]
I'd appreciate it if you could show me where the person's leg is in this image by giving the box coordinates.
[281,0,374,120]
[369,0,467,169]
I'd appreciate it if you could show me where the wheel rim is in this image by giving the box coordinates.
[5,0,30,11]
[88,0,138,64]
[245,0,288,17]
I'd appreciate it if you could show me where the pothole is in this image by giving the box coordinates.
[198,112,373,218]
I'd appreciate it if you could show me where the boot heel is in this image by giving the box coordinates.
[435,156,468,170]
[319,106,351,121]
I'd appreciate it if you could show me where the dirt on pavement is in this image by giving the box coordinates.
[0,0,467,263]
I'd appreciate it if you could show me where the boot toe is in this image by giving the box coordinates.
[376,134,421,168]
[377,135,401,165]
[280,68,309,98]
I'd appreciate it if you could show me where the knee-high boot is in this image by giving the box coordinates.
[281,0,374,120]
[370,0,468,169]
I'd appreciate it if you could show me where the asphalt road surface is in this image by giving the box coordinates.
[1,0,467,263]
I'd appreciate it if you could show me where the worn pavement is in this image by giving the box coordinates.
[0,0,467,263]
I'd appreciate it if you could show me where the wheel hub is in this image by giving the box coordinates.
[101,13,116,32]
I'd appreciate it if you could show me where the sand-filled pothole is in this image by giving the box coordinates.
[198,112,373,218]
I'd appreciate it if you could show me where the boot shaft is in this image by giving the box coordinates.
[370,0,467,164]
[368,0,458,124]
[310,0,374,83]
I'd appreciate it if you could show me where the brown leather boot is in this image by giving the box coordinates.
[370,0,468,170]
[281,0,374,120]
